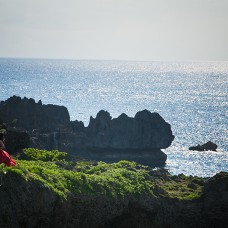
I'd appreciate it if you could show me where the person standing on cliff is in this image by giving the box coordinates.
[0,133,16,167]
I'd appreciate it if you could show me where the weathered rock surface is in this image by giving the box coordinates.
[5,130,30,154]
[0,96,70,132]
[201,172,228,227]
[86,110,174,150]
[0,96,174,166]
[189,141,218,151]
[0,171,227,228]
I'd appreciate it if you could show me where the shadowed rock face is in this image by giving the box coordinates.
[0,171,227,228]
[0,96,175,166]
[5,130,30,154]
[86,109,174,150]
[0,96,70,132]
[87,149,167,167]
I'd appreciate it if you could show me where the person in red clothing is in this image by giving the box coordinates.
[0,133,16,167]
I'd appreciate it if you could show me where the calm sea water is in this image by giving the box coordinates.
[0,58,227,177]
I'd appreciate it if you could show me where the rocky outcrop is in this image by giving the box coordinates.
[0,96,175,166]
[30,131,87,153]
[189,141,218,151]
[86,110,174,150]
[0,96,70,132]
[0,170,227,228]
[200,172,228,227]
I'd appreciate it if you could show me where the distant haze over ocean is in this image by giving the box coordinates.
[0,58,227,177]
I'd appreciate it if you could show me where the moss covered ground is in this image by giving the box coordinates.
[4,148,204,200]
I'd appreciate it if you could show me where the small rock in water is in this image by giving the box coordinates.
[189,141,217,151]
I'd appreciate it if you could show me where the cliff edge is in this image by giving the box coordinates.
[0,149,227,228]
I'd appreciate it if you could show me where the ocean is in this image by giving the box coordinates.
[0,58,227,177]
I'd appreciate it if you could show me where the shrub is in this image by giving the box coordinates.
[23,148,68,162]
[6,149,204,200]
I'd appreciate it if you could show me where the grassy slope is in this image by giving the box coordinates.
[3,148,204,200]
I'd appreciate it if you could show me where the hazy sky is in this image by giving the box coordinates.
[0,0,228,61]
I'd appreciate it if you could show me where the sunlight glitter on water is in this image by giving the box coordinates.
[0,59,227,176]
[165,148,228,177]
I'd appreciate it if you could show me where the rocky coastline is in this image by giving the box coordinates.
[0,96,227,227]
[0,96,174,166]
[0,149,227,228]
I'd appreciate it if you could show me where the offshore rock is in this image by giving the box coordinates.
[189,141,218,151]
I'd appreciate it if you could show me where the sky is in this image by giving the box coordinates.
[0,0,228,61]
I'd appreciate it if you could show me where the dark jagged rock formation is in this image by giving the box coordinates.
[86,110,174,150]
[189,141,218,151]
[0,96,174,166]
[0,96,70,132]
[84,109,174,166]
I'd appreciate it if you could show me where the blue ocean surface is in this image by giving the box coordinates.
[0,58,227,177]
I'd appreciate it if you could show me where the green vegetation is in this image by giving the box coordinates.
[155,174,204,200]
[6,148,204,200]
[23,148,68,161]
